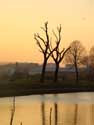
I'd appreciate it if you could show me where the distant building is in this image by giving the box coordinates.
[63,64,75,72]
[46,63,56,72]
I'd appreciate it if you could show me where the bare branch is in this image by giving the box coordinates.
[36,33,46,46]
[41,27,46,32]
[59,47,71,63]
[57,24,62,42]
[34,34,45,53]
[60,48,65,55]
[53,30,58,41]
[47,46,57,60]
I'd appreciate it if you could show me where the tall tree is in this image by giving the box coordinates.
[34,22,55,82]
[65,40,86,83]
[49,25,70,82]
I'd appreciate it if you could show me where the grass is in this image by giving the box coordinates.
[0,75,94,97]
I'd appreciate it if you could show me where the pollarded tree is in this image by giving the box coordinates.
[34,22,56,83]
[65,40,86,83]
[49,25,70,82]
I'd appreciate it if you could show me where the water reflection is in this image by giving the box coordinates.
[54,95,58,125]
[74,104,78,125]
[49,107,52,125]
[0,93,94,125]
[41,95,45,125]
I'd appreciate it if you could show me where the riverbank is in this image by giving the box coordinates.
[0,79,94,97]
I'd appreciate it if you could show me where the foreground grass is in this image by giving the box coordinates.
[0,77,94,97]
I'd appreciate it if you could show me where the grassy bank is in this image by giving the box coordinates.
[0,78,94,97]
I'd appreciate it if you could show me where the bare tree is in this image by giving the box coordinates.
[49,25,70,82]
[65,40,86,83]
[34,22,56,82]
[10,97,15,125]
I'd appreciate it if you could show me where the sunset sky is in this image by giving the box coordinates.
[0,0,94,64]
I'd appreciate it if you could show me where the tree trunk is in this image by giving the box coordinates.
[75,62,79,83]
[40,59,47,83]
[54,63,59,82]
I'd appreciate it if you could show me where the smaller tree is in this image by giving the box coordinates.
[89,46,94,68]
[88,46,94,80]
[34,22,56,83]
[49,25,70,82]
[65,40,86,83]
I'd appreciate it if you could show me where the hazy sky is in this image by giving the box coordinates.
[0,0,94,63]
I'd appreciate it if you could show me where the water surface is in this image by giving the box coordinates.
[0,92,94,125]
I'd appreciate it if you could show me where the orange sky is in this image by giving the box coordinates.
[0,0,94,64]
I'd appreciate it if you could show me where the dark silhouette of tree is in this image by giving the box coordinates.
[65,40,86,83]
[34,22,56,83]
[49,25,70,82]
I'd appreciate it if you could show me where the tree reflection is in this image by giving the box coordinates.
[74,104,78,125]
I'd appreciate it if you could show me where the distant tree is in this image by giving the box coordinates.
[65,40,86,83]
[81,55,90,80]
[34,22,56,82]
[89,46,94,68]
[49,25,70,82]
[88,46,94,80]
[81,55,89,67]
